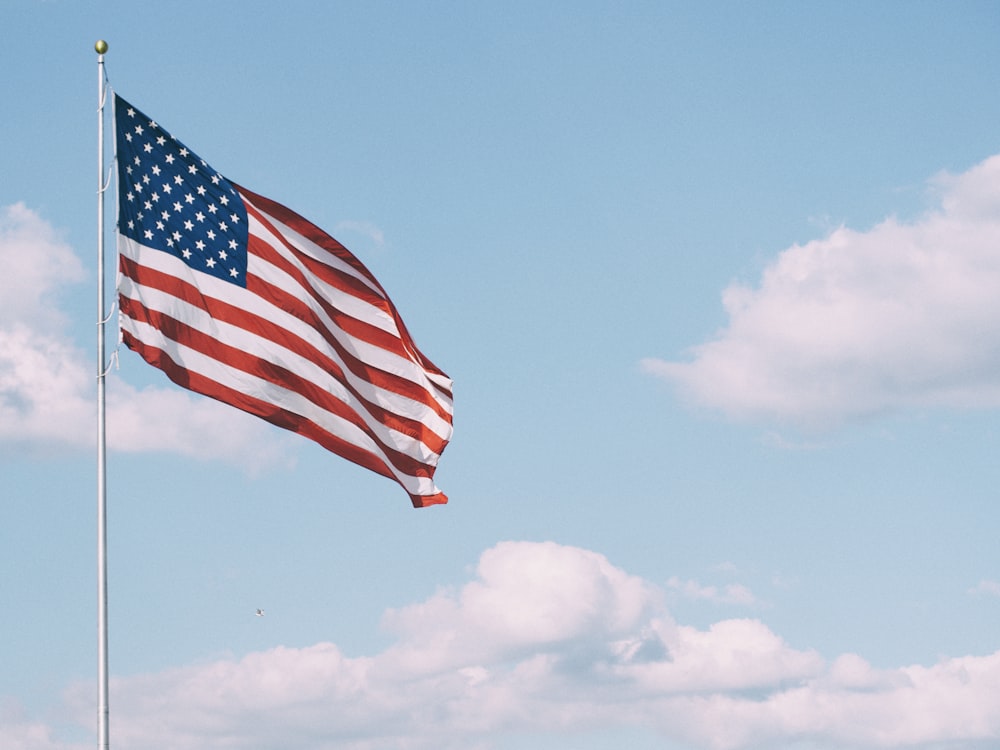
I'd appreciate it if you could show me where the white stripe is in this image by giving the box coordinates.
[121,315,444,497]
[246,217,436,387]
[247,204,454,408]
[240,191,387,305]
[119,269,452,441]
[118,272,450,459]
[120,235,454,418]
[247,211,402,339]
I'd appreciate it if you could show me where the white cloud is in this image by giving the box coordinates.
[0,203,85,328]
[0,696,86,750]
[22,540,1000,750]
[334,220,386,249]
[666,575,757,606]
[105,373,298,471]
[969,580,1000,597]
[0,203,294,470]
[643,154,1000,428]
[380,541,661,673]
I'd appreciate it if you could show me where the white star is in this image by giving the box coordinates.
[206,230,216,240]
[182,248,192,259]
[195,212,205,222]
[184,220,194,231]
[173,202,182,212]
[195,240,205,251]
[126,107,136,118]
[230,268,239,278]
[230,213,240,223]
[219,195,229,206]
[206,257,216,268]
[219,221,228,232]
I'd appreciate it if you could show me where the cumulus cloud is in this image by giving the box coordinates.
[22,541,1000,750]
[105,375,298,470]
[643,154,1000,429]
[0,203,86,328]
[379,541,661,673]
[0,202,294,469]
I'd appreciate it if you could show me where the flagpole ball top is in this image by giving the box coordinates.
[95,40,108,54]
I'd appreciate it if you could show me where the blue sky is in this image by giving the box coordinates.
[3,2,1000,748]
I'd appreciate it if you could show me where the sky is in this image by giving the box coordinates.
[3,2,1000,749]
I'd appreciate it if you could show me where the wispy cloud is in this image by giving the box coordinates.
[18,540,1000,750]
[969,579,1000,597]
[643,154,1000,429]
[666,575,757,606]
[0,203,295,470]
[334,220,386,249]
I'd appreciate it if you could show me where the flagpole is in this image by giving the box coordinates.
[95,38,110,750]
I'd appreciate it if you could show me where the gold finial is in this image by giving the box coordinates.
[95,40,108,55]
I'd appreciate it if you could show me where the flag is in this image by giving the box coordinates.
[113,94,453,507]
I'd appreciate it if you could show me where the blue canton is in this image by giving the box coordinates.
[115,95,248,287]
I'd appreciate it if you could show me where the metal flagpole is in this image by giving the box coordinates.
[95,38,110,750]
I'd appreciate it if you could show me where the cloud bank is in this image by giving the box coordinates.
[0,202,295,469]
[643,154,1000,428]
[13,540,1000,750]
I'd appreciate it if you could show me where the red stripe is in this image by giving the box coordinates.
[121,329,444,508]
[247,231,414,359]
[119,299,441,478]
[237,184,452,386]
[411,492,448,508]
[243,234,454,423]
[120,255,450,453]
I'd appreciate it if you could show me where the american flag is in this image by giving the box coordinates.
[114,94,453,507]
